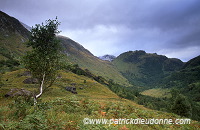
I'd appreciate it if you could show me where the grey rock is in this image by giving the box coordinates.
[23,78,38,84]
[5,88,34,97]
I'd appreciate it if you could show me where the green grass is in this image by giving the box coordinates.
[0,33,29,60]
[141,88,171,98]
[0,69,199,129]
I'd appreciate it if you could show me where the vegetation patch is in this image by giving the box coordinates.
[141,88,171,98]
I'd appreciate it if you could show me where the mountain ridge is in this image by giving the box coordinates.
[58,35,130,86]
[1,10,200,124]
[0,11,30,64]
[0,11,129,86]
[112,50,184,88]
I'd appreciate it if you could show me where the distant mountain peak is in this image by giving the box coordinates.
[99,54,116,62]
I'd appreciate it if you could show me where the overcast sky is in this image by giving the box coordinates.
[1,0,200,61]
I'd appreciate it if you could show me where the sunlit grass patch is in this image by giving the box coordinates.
[141,88,171,98]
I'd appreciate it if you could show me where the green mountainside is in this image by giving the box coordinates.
[112,50,200,120]
[163,55,200,101]
[0,11,129,86]
[0,11,31,72]
[183,55,200,69]
[164,55,200,87]
[0,11,30,60]
[139,55,200,121]
[112,50,184,89]
[58,36,130,86]
[1,11,200,128]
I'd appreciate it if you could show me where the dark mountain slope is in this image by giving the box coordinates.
[0,11,30,60]
[0,11,30,38]
[112,50,184,88]
[183,55,200,69]
[164,55,200,88]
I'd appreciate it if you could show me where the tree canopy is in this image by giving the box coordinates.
[23,18,63,100]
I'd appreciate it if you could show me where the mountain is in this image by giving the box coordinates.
[1,11,200,125]
[0,11,129,86]
[58,36,129,86]
[98,54,116,61]
[112,50,184,88]
[183,55,200,69]
[0,11,31,71]
[0,11,30,60]
[164,55,200,87]
[163,55,200,100]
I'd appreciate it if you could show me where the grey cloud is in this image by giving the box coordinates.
[0,0,200,61]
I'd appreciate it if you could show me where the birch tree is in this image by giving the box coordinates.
[23,18,62,103]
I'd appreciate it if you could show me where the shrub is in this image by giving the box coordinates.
[171,94,192,117]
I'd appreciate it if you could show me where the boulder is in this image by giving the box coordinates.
[23,78,38,84]
[5,88,33,98]
[65,86,77,94]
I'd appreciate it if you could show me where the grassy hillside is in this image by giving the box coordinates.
[112,50,184,88]
[0,11,129,87]
[1,11,200,129]
[0,11,30,72]
[58,36,130,86]
[0,11,30,60]
[0,69,199,129]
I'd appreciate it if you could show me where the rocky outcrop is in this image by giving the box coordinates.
[5,88,34,98]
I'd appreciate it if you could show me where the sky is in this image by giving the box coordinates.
[1,0,200,61]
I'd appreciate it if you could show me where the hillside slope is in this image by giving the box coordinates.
[0,11,30,60]
[164,55,200,87]
[0,11,129,86]
[163,55,200,101]
[112,50,184,88]
[58,35,130,86]
[0,69,199,129]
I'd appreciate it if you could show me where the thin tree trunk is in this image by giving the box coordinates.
[34,73,45,105]
[36,73,45,99]
[34,97,37,105]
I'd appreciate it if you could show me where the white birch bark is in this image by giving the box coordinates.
[36,73,45,99]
